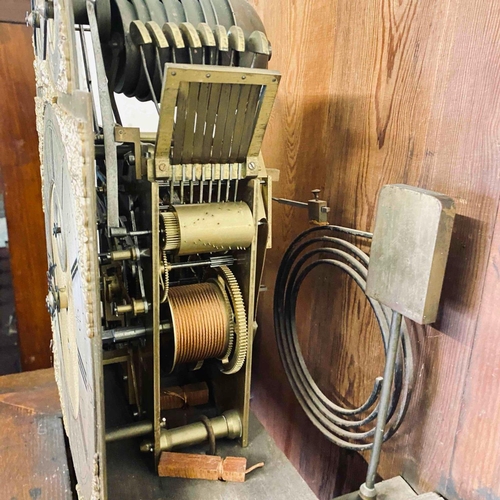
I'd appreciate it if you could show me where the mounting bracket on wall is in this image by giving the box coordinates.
[273,188,331,225]
[273,184,455,500]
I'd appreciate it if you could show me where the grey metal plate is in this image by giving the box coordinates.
[366,184,455,324]
[334,476,416,500]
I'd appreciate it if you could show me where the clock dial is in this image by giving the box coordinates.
[42,102,100,499]
[29,0,76,93]
[31,1,105,497]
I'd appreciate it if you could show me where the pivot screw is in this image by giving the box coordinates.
[25,10,39,28]
[248,162,255,171]
[53,223,61,236]
[40,0,54,19]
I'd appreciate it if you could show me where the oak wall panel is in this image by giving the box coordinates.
[0,23,52,370]
[449,211,500,498]
[251,1,500,499]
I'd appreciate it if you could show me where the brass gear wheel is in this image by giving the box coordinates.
[209,278,235,365]
[212,265,248,375]
[159,211,179,303]
[160,249,169,303]
[160,211,180,251]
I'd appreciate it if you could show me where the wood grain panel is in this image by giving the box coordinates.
[251,0,500,498]
[0,369,71,500]
[0,2,30,24]
[0,23,52,370]
[376,1,500,497]
[449,208,500,499]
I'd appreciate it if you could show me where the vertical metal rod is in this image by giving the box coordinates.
[226,164,231,202]
[86,0,119,230]
[189,164,195,204]
[360,310,403,498]
[169,165,175,205]
[200,165,205,203]
[208,165,214,203]
[217,164,222,202]
[234,164,241,201]
[155,48,164,83]
[139,45,160,113]
[78,24,99,133]
[180,165,185,203]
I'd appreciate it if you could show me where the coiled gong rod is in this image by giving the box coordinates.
[274,225,414,451]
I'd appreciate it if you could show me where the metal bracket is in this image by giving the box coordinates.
[272,188,330,225]
[86,0,119,232]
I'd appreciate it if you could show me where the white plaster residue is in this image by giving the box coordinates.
[55,0,69,93]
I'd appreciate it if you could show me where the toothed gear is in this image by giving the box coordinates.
[160,250,169,303]
[160,211,180,251]
[215,265,247,375]
[159,211,179,303]
[209,275,235,365]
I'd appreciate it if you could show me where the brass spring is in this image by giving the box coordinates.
[168,283,229,369]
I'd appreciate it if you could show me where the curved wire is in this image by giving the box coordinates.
[274,225,414,451]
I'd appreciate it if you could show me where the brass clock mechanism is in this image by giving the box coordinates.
[28,0,280,497]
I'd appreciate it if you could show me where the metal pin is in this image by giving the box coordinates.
[209,165,214,203]
[155,47,164,84]
[190,165,195,204]
[170,165,175,205]
[200,165,205,203]
[139,45,160,113]
[226,164,231,202]
[78,25,99,133]
[180,165,186,204]
[209,46,216,65]
[217,164,222,202]
[234,164,241,201]
[362,311,403,493]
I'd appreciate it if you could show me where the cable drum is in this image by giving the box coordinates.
[167,282,230,371]
[274,225,414,450]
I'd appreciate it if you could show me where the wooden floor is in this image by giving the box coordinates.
[0,369,72,500]
[0,367,317,500]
